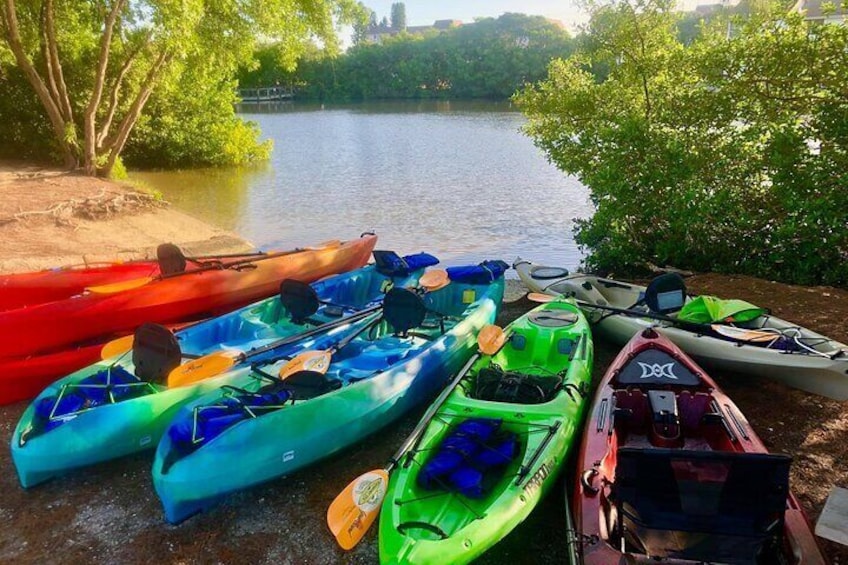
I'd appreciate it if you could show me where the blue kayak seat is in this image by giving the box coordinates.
[418,418,518,498]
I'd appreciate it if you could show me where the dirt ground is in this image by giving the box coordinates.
[0,163,253,272]
[0,166,844,563]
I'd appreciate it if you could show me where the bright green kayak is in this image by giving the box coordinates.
[378,297,593,564]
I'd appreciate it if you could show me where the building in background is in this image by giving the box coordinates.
[792,0,846,24]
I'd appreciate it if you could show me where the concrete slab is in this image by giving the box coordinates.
[816,486,848,547]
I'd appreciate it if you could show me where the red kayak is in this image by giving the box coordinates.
[0,248,278,312]
[0,235,377,359]
[574,327,826,564]
[0,261,161,311]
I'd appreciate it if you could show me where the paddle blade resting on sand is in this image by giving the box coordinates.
[327,469,390,549]
[100,334,136,359]
[478,324,506,356]
[167,352,238,388]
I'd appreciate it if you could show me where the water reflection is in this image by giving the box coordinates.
[130,101,592,272]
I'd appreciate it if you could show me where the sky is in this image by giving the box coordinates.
[362,0,592,31]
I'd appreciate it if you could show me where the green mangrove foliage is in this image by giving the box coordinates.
[0,0,366,175]
[239,13,574,100]
[518,0,848,286]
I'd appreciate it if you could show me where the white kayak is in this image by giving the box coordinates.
[515,257,848,401]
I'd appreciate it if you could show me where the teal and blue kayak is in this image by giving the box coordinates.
[151,264,506,524]
[11,253,437,488]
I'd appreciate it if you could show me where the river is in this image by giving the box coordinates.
[131,100,592,272]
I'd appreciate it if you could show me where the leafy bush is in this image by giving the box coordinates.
[517,0,848,286]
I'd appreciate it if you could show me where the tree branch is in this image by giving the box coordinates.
[103,49,172,174]
[96,32,150,149]
[83,0,126,175]
[44,0,73,121]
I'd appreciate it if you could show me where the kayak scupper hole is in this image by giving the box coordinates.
[463,540,472,549]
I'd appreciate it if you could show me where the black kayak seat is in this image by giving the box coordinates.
[279,279,320,323]
[644,273,687,314]
[614,447,791,562]
[157,243,187,276]
[132,323,182,383]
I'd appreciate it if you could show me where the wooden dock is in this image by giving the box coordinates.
[238,87,294,103]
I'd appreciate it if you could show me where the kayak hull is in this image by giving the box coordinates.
[11,262,419,488]
[0,261,161,311]
[152,278,505,524]
[515,258,848,400]
[379,298,593,564]
[0,235,377,358]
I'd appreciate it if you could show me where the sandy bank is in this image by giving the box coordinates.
[0,163,254,272]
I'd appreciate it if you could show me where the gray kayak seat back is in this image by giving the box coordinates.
[644,273,686,314]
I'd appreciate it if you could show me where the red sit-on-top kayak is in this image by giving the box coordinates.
[0,234,377,359]
[0,261,163,312]
[574,327,826,564]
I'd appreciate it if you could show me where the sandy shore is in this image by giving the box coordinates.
[0,163,844,563]
[0,163,254,272]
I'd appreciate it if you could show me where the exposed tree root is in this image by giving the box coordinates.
[0,189,166,227]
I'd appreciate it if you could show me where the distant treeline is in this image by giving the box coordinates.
[238,14,575,101]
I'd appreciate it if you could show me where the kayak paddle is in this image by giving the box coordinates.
[326,323,509,549]
[87,239,341,295]
[275,270,450,379]
[169,270,450,387]
[528,292,779,341]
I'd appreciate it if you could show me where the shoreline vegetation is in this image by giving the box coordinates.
[1,1,845,287]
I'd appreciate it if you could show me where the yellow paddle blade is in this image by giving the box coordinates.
[328,469,389,549]
[86,276,154,295]
[167,352,238,388]
[478,324,506,356]
[527,292,556,303]
[419,269,449,292]
[278,349,332,379]
[100,334,135,359]
[305,239,342,251]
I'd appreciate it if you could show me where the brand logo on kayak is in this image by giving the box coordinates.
[638,362,678,380]
[353,472,386,512]
[524,460,553,494]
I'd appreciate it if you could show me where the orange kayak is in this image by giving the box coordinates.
[0,235,377,358]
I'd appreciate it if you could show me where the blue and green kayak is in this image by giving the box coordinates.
[151,265,506,523]
[11,253,436,488]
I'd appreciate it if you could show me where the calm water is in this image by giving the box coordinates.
[131,101,591,271]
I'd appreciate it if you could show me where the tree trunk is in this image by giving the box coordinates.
[102,50,171,176]
[2,0,77,168]
[83,0,125,176]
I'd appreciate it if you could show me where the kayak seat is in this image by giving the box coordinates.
[281,370,342,400]
[643,273,687,314]
[469,366,561,404]
[613,448,790,562]
[418,418,518,498]
[157,243,187,276]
